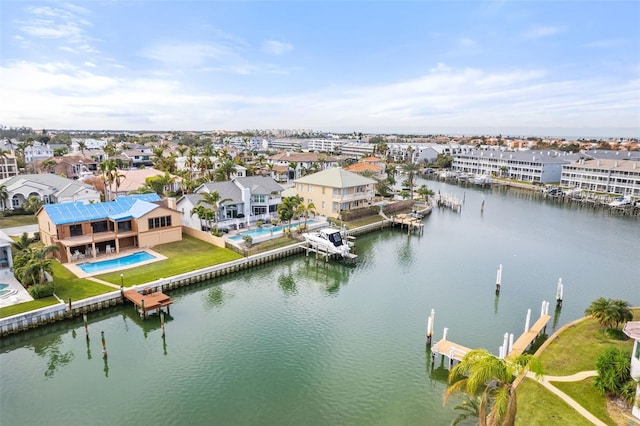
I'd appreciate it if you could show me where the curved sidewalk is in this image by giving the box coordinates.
[526,370,606,426]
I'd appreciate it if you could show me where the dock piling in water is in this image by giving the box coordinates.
[556,278,564,307]
[101,331,107,358]
[83,313,89,338]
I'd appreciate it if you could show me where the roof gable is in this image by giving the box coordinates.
[294,167,376,188]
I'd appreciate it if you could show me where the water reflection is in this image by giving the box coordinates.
[396,234,416,268]
[26,334,75,379]
[299,260,354,294]
[203,286,230,310]
[278,273,297,295]
[121,306,174,338]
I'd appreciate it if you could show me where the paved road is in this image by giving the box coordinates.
[0,224,39,237]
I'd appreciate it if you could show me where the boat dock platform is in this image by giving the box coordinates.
[390,213,424,234]
[303,241,358,263]
[123,289,172,319]
[431,301,552,368]
[507,314,551,358]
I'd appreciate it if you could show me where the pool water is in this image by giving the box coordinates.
[229,220,321,241]
[0,283,12,297]
[0,284,8,290]
[78,251,156,274]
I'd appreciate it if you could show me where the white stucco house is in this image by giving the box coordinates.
[0,174,101,211]
[176,176,283,231]
[623,321,640,420]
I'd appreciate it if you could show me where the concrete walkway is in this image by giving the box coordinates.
[526,370,606,426]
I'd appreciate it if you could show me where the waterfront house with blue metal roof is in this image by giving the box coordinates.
[36,194,182,263]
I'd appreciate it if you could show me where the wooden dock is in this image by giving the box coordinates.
[432,339,472,363]
[123,289,172,319]
[430,306,552,368]
[507,314,551,358]
[390,213,424,233]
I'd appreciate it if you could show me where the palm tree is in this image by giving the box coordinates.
[12,232,35,252]
[277,196,302,232]
[0,183,8,211]
[39,158,57,174]
[77,140,87,156]
[444,349,543,426]
[402,162,421,199]
[451,394,481,426]
[214,159,235,182]
[585,297,632,329]
[190,205,215,231]
[417,185,435,203]
[198,191,231,230]
[296,201,316,229]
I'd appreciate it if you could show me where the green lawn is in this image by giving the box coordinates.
[0,214,38,228]
[551,378,615,425]
[0,262,113,318]
[537,309,640,376]
[516,378,592,426]
[96,234,243,286]
[0,298,58,318]
[51,261,115,301]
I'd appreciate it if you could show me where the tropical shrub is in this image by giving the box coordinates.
[585,297,633,330]
[242,235,253,247]
[593,346,635,405]
[28,282,55,299]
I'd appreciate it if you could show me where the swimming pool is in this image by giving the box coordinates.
[78,251,156,274]
[0,283,12,297]
[229,220,321,241]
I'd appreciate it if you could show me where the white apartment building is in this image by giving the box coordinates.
[561,158,640,197]
[340,142,375,158]
[452,150,572,183]
[306,139,345,153]
[24,141,54,163]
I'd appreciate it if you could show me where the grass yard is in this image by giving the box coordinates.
[551,378,615,426]
[52,261,115,301]
[0,298,58,318]
[537,309,640,375]
[0,262,113,318]
[0,214,38,228]
[515,378,592,426]
[96,234,243,286]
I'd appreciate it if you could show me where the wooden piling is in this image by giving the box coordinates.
[101,330,107,358]
[83,313,89,338]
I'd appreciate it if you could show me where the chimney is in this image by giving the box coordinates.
[167,197,176,210]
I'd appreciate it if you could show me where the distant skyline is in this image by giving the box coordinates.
[1,1,639,138]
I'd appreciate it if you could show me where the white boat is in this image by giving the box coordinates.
[472,174,493,185]
[303,228,352,258]
[608,196,632,207]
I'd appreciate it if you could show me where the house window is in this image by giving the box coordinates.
[332,202,338,212]
[307,185,312,193]
[91,221,109,233]
[118,220,132,232]
[322,201,325,209]
[148,216,172,229]
[253,194,266,203]
[69,224,82,237]
[333,188,339,196]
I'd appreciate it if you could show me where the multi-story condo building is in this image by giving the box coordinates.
[0,154,19,179]
[269,139,308,152]
[306,139,345,153]
[561,158,640,197]
[452,150,574,183]
[340,142,375,158]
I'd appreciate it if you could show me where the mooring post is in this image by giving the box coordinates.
[101,330,107,358]
[140,299,145,319]
[501,333,509,358]
[68,298,72,311]
[448,346,455,369]
[556,278,563,308]
[495,264,502,293]
[524,309,531,332]
[161,311,165,337]
[508,333,514,353]
[426,308,435,345]
[83,313,89,338]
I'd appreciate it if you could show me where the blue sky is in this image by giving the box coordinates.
[1,1,639,137]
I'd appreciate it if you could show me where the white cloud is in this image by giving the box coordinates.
[262,40,294,55]
[459,37,477,48]
[524,25,562,39]
[1,60,637,136]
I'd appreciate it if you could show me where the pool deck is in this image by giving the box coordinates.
[0,271,33,308]
[64,248,167,278]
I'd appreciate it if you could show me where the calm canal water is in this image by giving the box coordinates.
[1,180,638,426]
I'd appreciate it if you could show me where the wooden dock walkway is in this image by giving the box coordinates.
[430,305,552,368]
[390,213,424,233]
[123,289,172,319]
[507,314,550,358]
[432,339,472,363]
